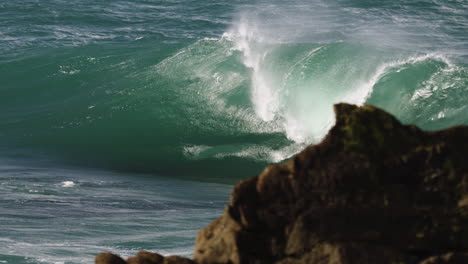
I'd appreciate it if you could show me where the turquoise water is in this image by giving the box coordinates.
[0,0,467,263]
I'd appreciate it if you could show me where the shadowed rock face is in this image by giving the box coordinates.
[97,104,468,264]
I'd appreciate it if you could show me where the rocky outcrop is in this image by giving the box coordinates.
[97,104,468,264]
[96,251,194,264]
[96,253,127,264]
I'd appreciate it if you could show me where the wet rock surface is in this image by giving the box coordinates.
[97,104,468,264]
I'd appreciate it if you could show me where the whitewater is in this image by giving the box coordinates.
[0,0,467,263]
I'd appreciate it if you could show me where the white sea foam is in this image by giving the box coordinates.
[409,54,458,102]
[184,142,306,163]
[61,181,75,188]
[58,65,80,75]
[183,145,212,159]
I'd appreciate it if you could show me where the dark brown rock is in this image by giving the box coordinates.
[95,252,126,264]
[163,256,195,264]
[98,251,194,264]
[127,251,164,264]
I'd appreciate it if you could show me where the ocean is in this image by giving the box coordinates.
[0,0,467,263]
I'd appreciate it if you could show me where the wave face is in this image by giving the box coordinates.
[1,0,467,180]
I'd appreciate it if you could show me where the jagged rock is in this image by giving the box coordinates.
[95,252,126,264]
[96,103,468,264]
[194,103,468,264]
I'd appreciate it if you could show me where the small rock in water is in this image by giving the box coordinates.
[127,251,164,264]
[95,253,126,264]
